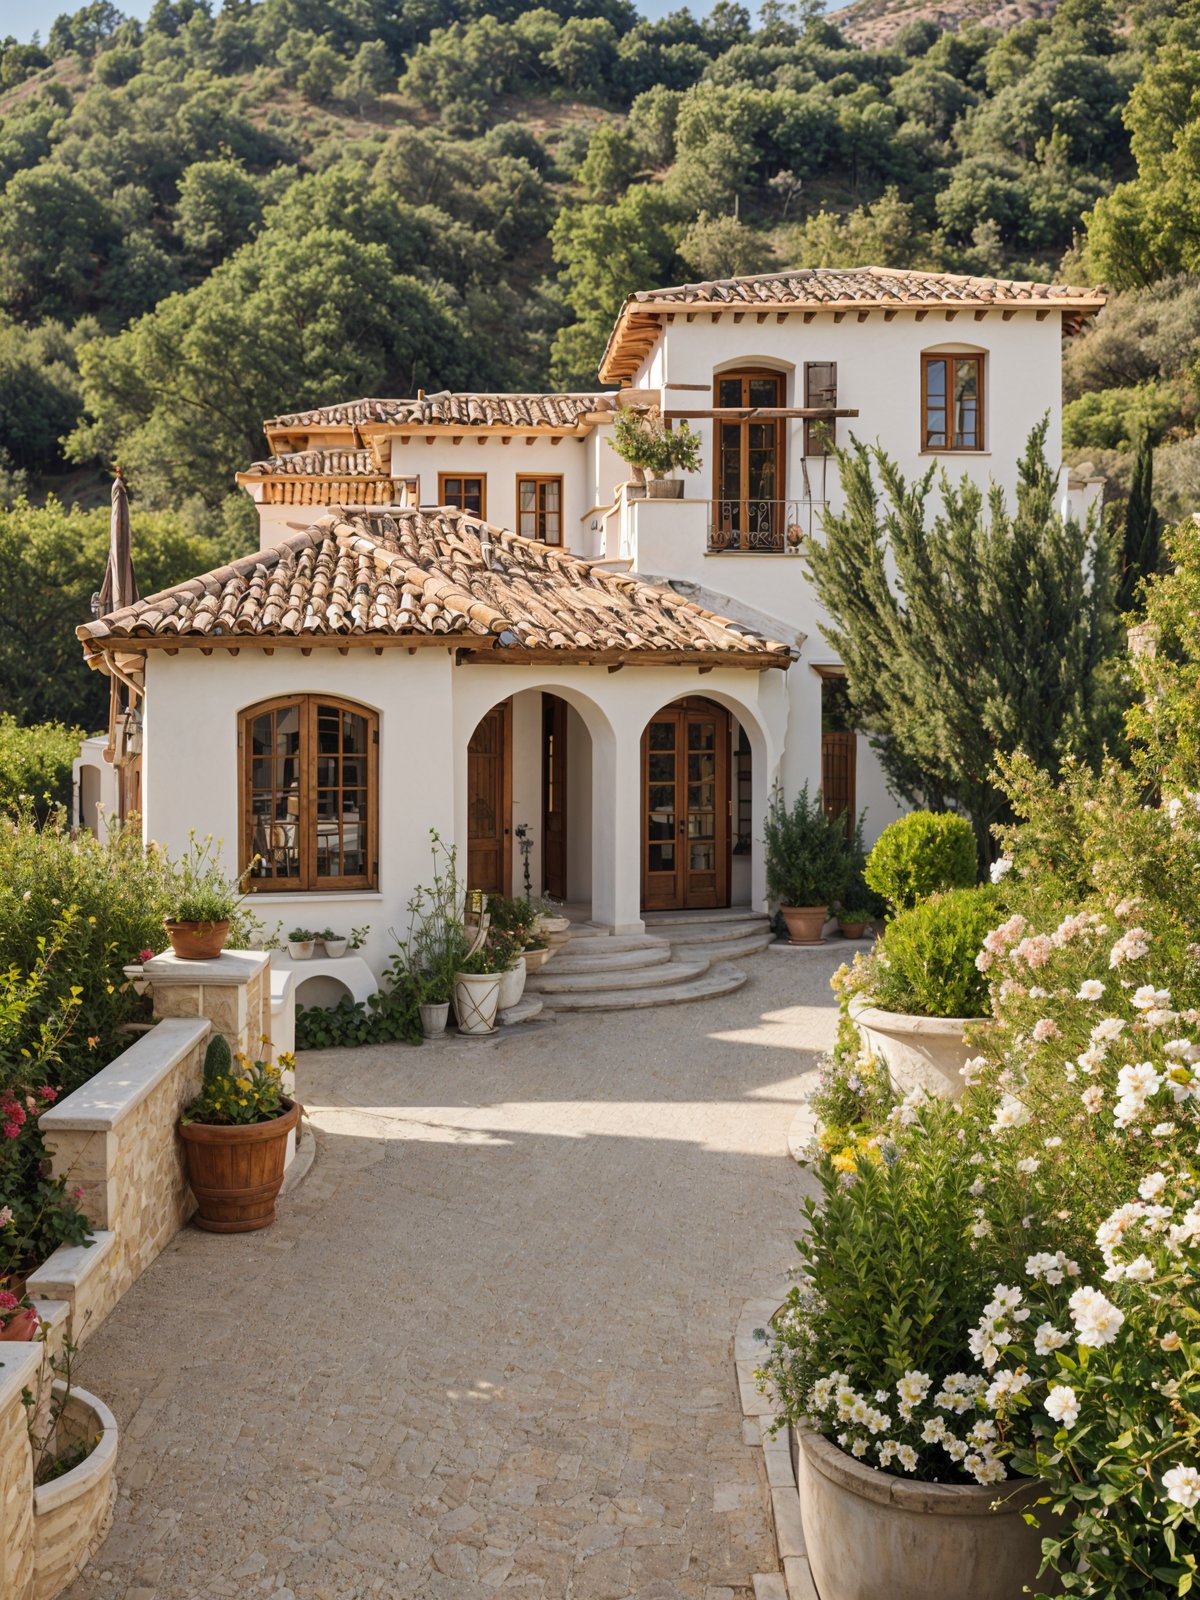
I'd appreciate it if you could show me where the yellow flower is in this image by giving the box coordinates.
[831,1147,859,1174]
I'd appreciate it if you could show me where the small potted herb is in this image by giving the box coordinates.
[837,908,875,939]
[319,928,347,958]
[287,928,316,960]
[179,1036,299,1231]
[163,833,249,960]
[610,405,702,499]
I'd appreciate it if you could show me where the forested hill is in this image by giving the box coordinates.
[0,0,1196,549]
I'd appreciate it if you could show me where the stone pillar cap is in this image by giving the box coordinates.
[143,948,270,986]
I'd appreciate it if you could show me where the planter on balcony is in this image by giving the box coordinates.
[646,478,684,499]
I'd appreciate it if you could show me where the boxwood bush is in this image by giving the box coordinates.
[863,810,977,912]
[871,885,1000,1019]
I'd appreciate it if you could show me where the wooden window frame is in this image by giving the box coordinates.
[516,475,564,545]
[239,694,379,894]
[921,353,985,453]
[438,472,487,519]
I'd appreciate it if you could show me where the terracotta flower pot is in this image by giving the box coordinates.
[780,905,828,944]
[0,1305,40,1341]
[839,921,871,939]
[646,477,684,499]
[794,1426,1057,1600]
[163,918,230,961]
[180,1099,300,1233]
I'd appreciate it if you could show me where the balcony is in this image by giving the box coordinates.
[706,498,827,554]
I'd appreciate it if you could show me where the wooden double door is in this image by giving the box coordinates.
[641,699,730,911]
[467,694,570,901]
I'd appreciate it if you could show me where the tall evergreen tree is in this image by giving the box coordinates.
[803,421,1122,861]
[1118,428,1164,613]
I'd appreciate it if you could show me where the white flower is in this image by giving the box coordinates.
[1077,979,1105,1001]
[1139,1171,1168,1202]
[896,1371,932,1406]
[1124,1255,1155,1283]
[1026,1251,1077,1284]
[896,1444,918,1472]
[1069,1286,1126,1348]
[921,1417,947,1444]
[1032,1018,1059,1042]
[1110,928,1151,967]
[1016,1156,1040,1175]
[991,1095,1031,1133]
[1044,1136,1063,1149]
[1081,1084,1105,1115]
[990,856,1013,883]
[1034,1322,1070,1356]
[1162,1464,1200,1510]
[1152,1122,1177,1137]
[1091,1018,1125,1043]
[850,1436,869,1459]
[985,1369,1031,1409]
[1045,1385,1080,1429]
[1133,985,1170,1012]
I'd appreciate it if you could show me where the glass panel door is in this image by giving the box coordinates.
[712,371,785,549]
[643,716,679,910]
[642,702,730,910]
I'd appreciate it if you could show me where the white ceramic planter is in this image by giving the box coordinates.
[322,939,347,959]
[32,1384,118,1600]
[497,956,527,1011]
[287,940,314,961]
[523,945,552,973]
[419,1001,449,1038]
[849,995,975,1099]
[537,914,571,937]
[453,971,501,1035]
[795,1426,1056,1600]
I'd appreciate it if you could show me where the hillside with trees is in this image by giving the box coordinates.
[0,0,1195,729]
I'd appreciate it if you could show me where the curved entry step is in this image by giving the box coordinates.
[532,962,749,1013]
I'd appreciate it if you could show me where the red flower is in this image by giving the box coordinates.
[36,1086,56,1103]
[138,948,155,963]
[71,1186,85,1202]
[3,1123,21,1140]
[0,1291,16,1312]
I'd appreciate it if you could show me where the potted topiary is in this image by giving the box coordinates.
[847,885,999,1097]
[287,928,316,960]
[763,784,856,944]
[610,405,703,499]
[863,810,977,914]
[163,833,249,960]
[179,1036,299,1231]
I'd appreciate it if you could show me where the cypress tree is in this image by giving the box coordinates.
[803,420,1122,863]
[1118,428,1163,614]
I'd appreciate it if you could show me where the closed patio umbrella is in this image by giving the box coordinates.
[94,467,139,618]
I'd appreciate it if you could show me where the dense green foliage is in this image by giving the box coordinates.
[0,0,1183,526]
[871,884,999,1018]
[804,423,1123,862]
[862,809,976,912]
[294,987,422,1049]
[0,715,85,818]
[763,782,858,907]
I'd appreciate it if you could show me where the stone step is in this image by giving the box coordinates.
[678,930,773,962]
[564,932,670,953]
[496,994,545,1026]
[539,942,673,976]
[529,957,710,994]
[661,920,772,948]
[643,907,770,928]
[536,961,749,1012]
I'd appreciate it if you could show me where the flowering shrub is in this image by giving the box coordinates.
[182,1044,293,1126]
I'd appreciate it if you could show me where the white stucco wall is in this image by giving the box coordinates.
[142,648,792,972]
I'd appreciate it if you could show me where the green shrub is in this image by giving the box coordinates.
[872,885,999,1019]
[864,810,977,912]
[294,982,422,1051]
[763,784,857,907]
[202,1034,232,1084]
[0,715,85,820]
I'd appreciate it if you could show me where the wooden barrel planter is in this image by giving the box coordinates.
[180,1099,300,1233]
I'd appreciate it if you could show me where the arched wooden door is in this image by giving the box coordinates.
[467,699,511,896]
[641,699,730,911]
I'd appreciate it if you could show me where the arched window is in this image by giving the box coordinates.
[921,352,985,452]
[239,696,378,892]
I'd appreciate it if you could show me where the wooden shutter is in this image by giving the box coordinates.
[804,362,837,456]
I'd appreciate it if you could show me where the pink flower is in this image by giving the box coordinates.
[3,1121,21,1141]
[1033,1019,1060,1042]
[0,1291,16,1312]
[1014,935,1053,969]
[0,1206,12,1228]
[138,948,155,963]
[36,1086,56,1103]
[71,1186,85,1202]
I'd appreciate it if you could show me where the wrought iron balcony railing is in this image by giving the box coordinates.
[706,499,826,554]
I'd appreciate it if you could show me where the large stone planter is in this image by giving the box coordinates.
[32,1383,118,1600]
[523,945,552,973]
[794,1426,1056,1600]
[497,956,527,1011]
[849,995,975,1099]
[453,970,501,1035]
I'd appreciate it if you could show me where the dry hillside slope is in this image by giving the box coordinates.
[829,0,1059,47]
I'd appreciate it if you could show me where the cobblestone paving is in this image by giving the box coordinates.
[66,948,839,1600]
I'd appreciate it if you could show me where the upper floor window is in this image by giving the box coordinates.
[922,354,984,452]
[439,473,486,518]
[240,696,378,892]
[517,475,562,544]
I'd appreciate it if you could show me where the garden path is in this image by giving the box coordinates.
[65,947,840,1600]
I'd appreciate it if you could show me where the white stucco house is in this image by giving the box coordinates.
[77,266,1105,976]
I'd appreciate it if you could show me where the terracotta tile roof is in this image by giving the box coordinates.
[264,392,617,434]
[245,448,377,476]
[78,509,790,666]
[599,266,1107,381]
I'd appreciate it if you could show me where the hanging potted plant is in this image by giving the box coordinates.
[763,784,856,944]
[609,406,703,500]
[179,1036,299,1232]
[163,833,249,960]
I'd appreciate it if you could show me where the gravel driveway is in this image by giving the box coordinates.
[65,947,839,1600]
